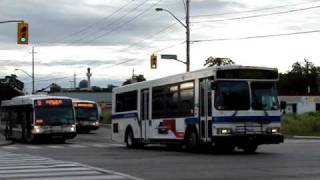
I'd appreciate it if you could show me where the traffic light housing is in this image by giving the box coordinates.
[17,22,29,45]
[150,54,157,69]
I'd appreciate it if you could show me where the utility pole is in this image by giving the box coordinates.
[73,72,77,89]
[155,0,191,72]
[186,0,190,72]
[31,46,36,94]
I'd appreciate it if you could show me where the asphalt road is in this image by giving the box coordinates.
[1,127,320,180]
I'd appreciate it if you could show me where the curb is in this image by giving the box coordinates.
[285,135,320,140]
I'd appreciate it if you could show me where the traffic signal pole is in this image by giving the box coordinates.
[0,20,24,24]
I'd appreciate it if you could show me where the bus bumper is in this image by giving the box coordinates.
[213,134,284,146]
[36,132,77,140]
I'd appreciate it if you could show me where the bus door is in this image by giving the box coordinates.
[199,78,212,142]
[141,89,150,141]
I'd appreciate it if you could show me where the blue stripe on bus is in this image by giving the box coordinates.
[185,117,199,125]
[212,116,280,123]
[112,112,138,119]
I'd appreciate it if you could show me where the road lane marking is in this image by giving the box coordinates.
[0,150,143,180]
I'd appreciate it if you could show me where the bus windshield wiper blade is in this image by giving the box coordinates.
[232,110,238,117]
[263,108,269,116]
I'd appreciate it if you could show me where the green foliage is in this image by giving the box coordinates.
[278,59,320,95]
[122,74,146,86]
[100,110,112,124]
[281,111,320,136]
[204,57,235,67]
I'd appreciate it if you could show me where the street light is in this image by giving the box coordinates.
[15,68,35,94]
[155,0,190,72]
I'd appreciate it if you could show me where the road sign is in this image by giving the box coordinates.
[161,54,177,60]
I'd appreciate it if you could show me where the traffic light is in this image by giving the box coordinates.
[150,54,157,69]
[17,22,29,45]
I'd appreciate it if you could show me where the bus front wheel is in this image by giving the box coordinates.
[242,144,258,154]
[125,129,135,148]
[5,128,11,141]
[23,130,34,143]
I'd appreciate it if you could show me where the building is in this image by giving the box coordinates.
[279,96,320,114]
[0,75,24,104]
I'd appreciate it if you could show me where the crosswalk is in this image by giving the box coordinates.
[0,150,141,180]
[0,143,125,150]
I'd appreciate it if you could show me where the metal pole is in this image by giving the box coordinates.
[186,0,190,72]
[32,46,35,94]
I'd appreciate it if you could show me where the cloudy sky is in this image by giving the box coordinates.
[0,0,319,92]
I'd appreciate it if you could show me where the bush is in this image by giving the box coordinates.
[281,111,320,136]
[100,110,112,124]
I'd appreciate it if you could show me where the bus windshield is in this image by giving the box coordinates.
[215,81,250,110]
[35,107,75,125]
[251,82,279,110]
[75,107,98,121]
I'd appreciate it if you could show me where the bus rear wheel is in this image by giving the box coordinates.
[185,129,199,152]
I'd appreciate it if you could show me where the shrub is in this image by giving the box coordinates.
[281,111,320,136]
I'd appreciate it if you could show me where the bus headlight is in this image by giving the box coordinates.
[33,126,41,133]
[266,127,280,134]
[217,128,232,135]
[70,125,76,132]
[92,122,99,126]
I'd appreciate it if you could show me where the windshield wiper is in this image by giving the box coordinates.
[263,108,269,116]
[232,110,238,117]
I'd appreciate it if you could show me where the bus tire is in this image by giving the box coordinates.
[185,128,199,152]
[5,128,11,141]
[125,128,135,148]
[23,129,34,143]
[243,144,258,154]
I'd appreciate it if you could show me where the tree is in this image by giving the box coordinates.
[204,56,235,67]
[122,74,146,86]
[277,59,320,95]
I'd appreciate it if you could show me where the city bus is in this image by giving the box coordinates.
[73,99,100,133]
[112,65,284,153]
[0,95,77,143]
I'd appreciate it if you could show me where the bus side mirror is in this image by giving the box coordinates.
[280,101,287,110]
[211,82,217,90]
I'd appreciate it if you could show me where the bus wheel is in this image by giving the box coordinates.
[125,129,135,148]
[243,144,258,154]
[5,128,11,141]
[23,130,34,143]
[185,129,198,152]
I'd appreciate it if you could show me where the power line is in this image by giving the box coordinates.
[25,76,69,84]
[49,0,136,44]
[191,29,320,42]
[69,0,151,44]
[77,0,164,45]
[191,0,320,18]
[192,5,320,24]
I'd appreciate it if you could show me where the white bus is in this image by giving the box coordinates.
[0,95,77,143]
[73,99,100,133]
[112,65,284,153]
